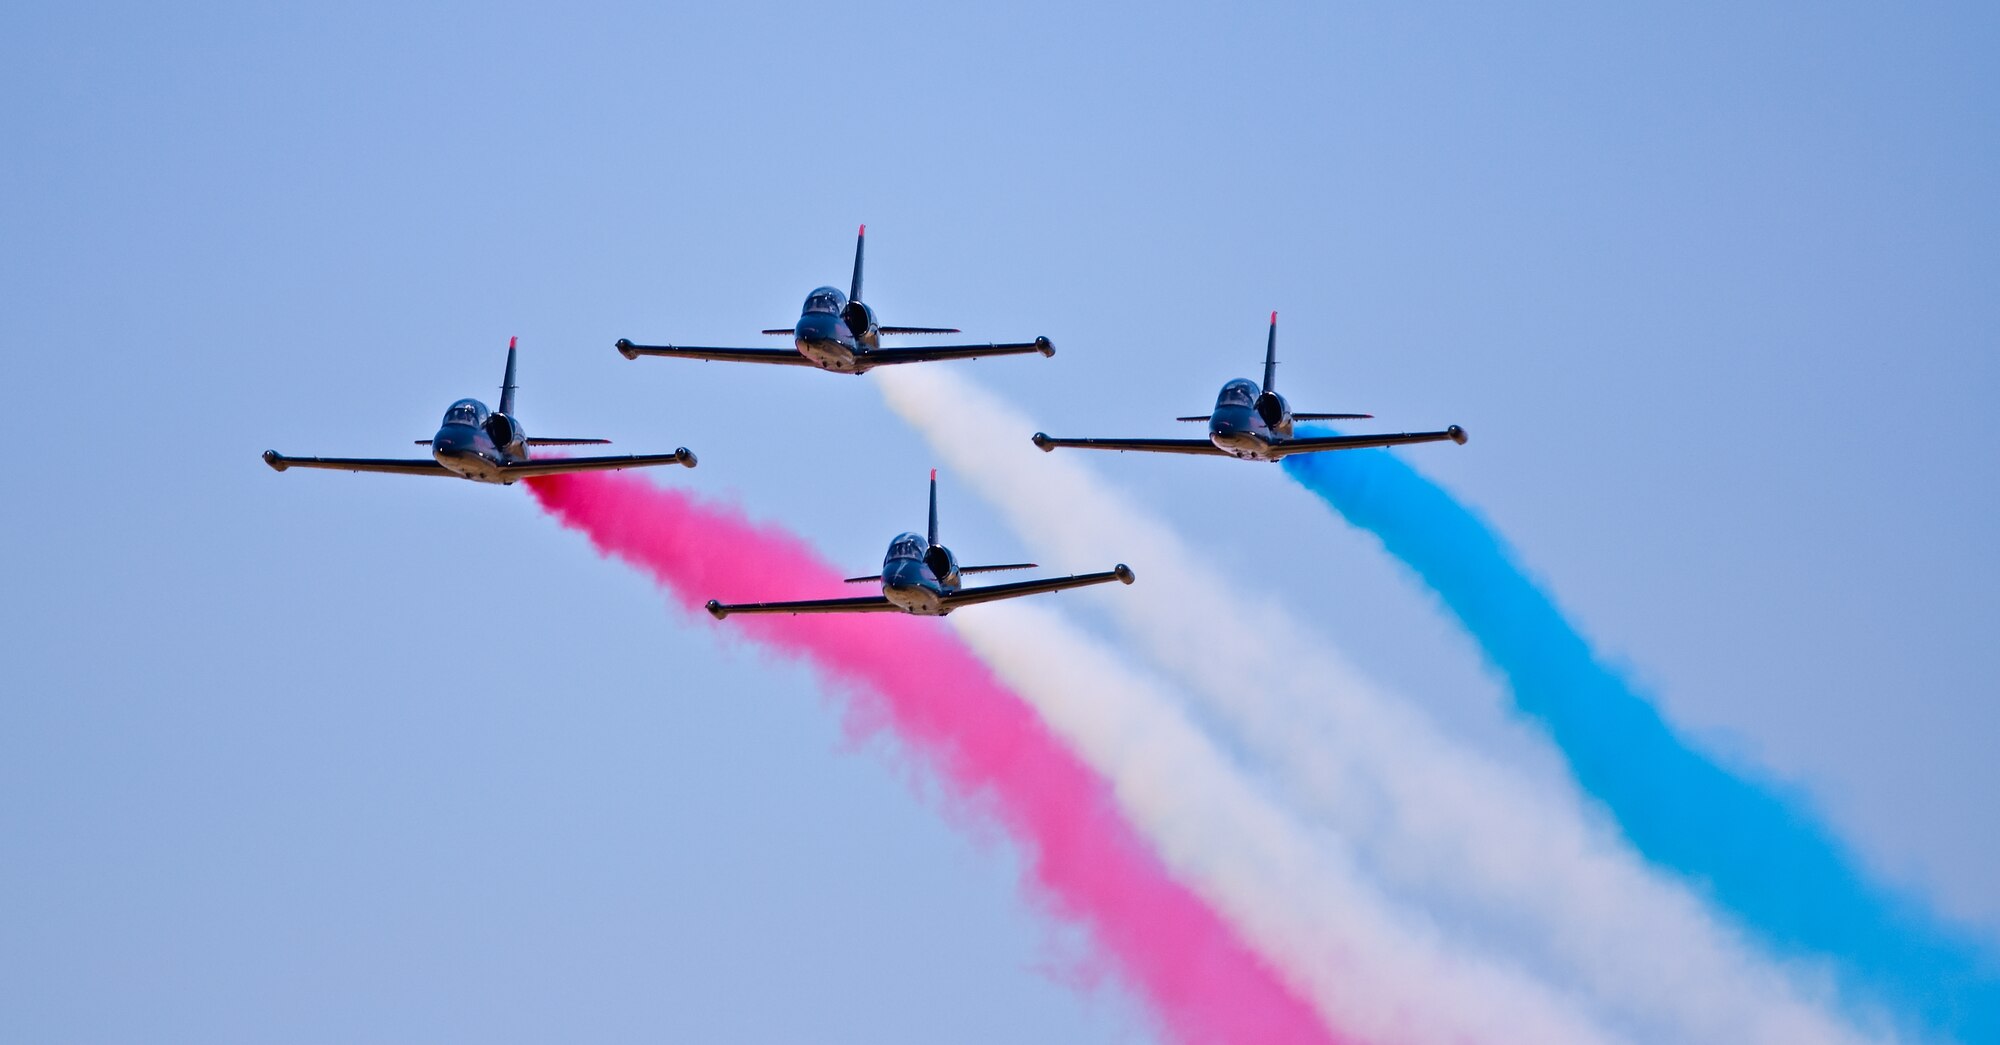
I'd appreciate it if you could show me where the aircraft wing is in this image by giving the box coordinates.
[856,337,1054,367]
[263,451,453,476]
[616,339,816,366]
[1268,426,1467,457]
[705,595,902,618]
[942,565,1134,609]
[497,449,698,478]
[1029,433,1231,456]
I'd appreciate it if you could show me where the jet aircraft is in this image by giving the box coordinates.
[263,337,697,483]
[706,471,1133,618]
[615,226,1054,374]
[1031,313,1466,461]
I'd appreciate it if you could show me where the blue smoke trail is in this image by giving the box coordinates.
[1283,430,1999,1040]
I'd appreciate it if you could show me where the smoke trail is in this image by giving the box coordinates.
[523,470,1340,1045]
[953,599,1625,1045]
[1282,432,2000,1041]
[876,366,1888,1045]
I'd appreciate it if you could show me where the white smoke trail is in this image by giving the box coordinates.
[954,598,1624,1045]
[879,365,1892,1045]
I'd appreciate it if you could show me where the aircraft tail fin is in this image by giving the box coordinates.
[927,467,938,547]
[1262,312,1278,393]
[498,336,519,417]
[849,224,866,302]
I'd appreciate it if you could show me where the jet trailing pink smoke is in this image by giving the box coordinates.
[526,470,1339,1045]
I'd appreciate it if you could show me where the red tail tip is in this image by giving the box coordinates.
[1270,311,1278,324]
[509,336,518,348]
[858,224,866,236]
[930,468,937,481]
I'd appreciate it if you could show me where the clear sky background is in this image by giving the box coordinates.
[3,2,1995,1042]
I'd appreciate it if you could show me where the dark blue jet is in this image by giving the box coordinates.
[706,471,1133,618]
[616,226,1054,375]
[1031,312,1466,461]
[263,337,697,483]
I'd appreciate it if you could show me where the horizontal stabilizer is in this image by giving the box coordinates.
[845,563,1036,584]
[760,328,795,335]
[879,326,962,335]
[1175,415,1211,422]
[412,437,613,445]
[1293,412,1375,421]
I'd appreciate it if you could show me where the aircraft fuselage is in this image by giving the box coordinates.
[792,287,883,373]
[429,399,531,483]
[429,420,512,482]
[1206,379,1293,461]
[879,533,962,615]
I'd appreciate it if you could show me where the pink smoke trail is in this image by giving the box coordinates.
[527,470,1341,1045]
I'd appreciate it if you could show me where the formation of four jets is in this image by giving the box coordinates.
[264,227,1466,617]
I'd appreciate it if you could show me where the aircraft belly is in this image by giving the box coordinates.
[1210,432,1277,461]
[884,583,945,615]
[796,337,859,372]
[435,450,504,483]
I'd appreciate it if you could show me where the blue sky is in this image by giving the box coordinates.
[3,2,1996,1041]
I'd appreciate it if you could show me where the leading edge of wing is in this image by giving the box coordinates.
[615,339,818,366]
[1269,426,1468,457]
[1029,433,1231,456]
[497,449,698,478]
[262,451,454,476]
[705,595,901,618]
[942,564,1136,609]
[857,337,1054,366]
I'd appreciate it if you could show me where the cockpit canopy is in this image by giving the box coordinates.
[1216,379,1259,408]
[887,533,927,561]
[803,286,847,315]
[442,398,489,427]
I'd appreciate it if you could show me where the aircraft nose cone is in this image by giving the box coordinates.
[796,313,838,339]
[432,438,475,466]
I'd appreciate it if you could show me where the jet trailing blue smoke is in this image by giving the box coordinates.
[1282,429,1999,1041]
